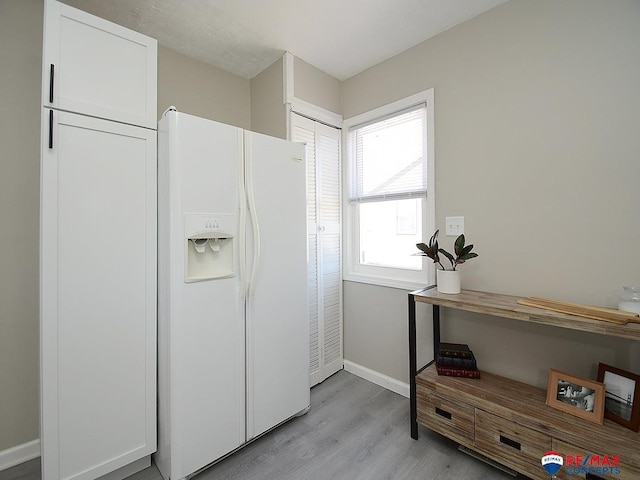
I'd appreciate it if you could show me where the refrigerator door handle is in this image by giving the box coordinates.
[245,138,260,298]
[238,131,247,298]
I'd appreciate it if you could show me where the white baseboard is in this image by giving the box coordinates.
[97,455,151,480]
[343,360,410,398]
[0,439,40,472]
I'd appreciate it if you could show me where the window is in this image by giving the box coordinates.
[344,90,434,289]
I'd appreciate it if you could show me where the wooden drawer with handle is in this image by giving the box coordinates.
[416,385,474,447]
[474,409,552,480]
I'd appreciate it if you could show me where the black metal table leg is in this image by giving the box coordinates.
[433,305,440,358]
[409,286,438,440]
[409,293,418,439]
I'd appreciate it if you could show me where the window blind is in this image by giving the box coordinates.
[348,104,427,203]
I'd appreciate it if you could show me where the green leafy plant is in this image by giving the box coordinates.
[415,229,478,271]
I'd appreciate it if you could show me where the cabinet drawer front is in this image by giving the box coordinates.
[475,410,551,480]
[553,439,640,480]
[416,386,474,446]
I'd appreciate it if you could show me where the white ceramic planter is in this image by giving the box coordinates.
[436,269,461,294]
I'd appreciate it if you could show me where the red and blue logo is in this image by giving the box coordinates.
[541,451,622,477]
[541,451,563,476]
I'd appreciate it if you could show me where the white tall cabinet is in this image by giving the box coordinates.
[291,114,343,386]
[40,2,157,480]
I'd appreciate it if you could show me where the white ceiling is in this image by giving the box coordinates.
[60,0,509,81]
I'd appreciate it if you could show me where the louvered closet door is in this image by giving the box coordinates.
[292,114,343,387]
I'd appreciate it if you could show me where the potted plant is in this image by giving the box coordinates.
[415,229,478,294]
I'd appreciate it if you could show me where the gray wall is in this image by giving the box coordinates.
[0,0,43,452]
[294,57,342,115]
[158,45,250,127]
[250,56,286,138]
[342,0,640,386]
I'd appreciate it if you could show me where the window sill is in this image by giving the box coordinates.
[342,272,430,291]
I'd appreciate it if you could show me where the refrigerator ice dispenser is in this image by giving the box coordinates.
[184,213,236,282]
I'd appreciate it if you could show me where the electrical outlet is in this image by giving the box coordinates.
[445,216,464,236]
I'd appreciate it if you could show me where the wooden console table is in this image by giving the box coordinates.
[408,287,640,479]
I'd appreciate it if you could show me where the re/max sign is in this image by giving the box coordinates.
[565,455,621,467]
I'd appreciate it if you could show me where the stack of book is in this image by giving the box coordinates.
[436,342,480,378]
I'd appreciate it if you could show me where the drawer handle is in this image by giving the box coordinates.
[435,407,452,420]
[499,435,521,451]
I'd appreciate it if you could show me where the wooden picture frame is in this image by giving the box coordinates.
[546,369,605,425]
[597,363,640,432]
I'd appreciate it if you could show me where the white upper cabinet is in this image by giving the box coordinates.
[42,0,157,128]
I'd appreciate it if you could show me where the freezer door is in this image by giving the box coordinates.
[156,112,245,480]
[244,131,310,440]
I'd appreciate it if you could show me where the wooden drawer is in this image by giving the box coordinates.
[416,385,474,446]
[475,409,552,480]
[553,439,640,480]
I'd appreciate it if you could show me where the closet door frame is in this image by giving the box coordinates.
[289,101,343,387]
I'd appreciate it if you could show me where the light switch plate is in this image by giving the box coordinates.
[445,216,464,236]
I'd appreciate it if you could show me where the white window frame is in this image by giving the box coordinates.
[342,89,435,290]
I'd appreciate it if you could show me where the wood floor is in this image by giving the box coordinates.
[1,370,522,480]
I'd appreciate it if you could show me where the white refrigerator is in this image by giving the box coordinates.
[155,110,310,480]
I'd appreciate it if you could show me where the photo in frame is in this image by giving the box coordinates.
[546,369,605,425]
[597,363,640,432]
